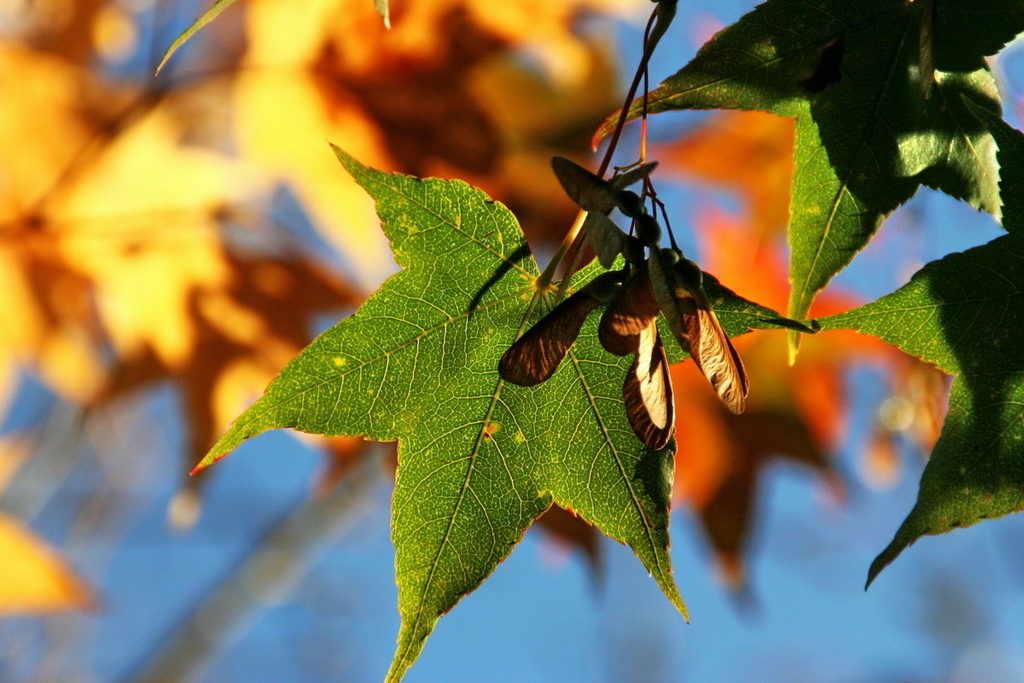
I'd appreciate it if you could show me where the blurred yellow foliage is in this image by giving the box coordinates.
[235,0,642,282]
[0,512,91,613]
[51,108,246,366]
[0,47,99,221]
[1,1,648,613]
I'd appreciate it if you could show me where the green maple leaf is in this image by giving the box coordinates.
[964,98,1024,233]
[596,0,1022,340]
[816,232,1024,587]
[196,147,803,681]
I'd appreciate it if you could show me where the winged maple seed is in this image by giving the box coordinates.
[648,247,748,414]
[598,262,674,449]
[498,156,748,449]
[497,271,623,386]
[498,263,674,450]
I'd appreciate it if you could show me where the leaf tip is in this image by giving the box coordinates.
[649,565,689,622]
[155,34,186,76]
[328,143,366,179]
[327,141,347,161]
[155,0,240,76]
[189,451,225,475]
[671,589,690,623]
[865,531,913,590]
[375,0,391,28]
[864,555,888,590]
[786,328,802,365]
[591,117,614,150]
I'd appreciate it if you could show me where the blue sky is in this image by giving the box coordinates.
[4,2,1024,683]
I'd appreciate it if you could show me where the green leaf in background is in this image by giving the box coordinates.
[595,0,1020,351]
[964,98,1024,233]
[196,148,803,682]
[816,233,1024,586]
[156,0,240,74]
[933,0,1024,72]
[787,57,1001,351]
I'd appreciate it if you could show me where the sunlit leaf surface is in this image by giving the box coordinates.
[201,149,803,679]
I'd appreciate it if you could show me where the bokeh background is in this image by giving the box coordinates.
[2,0,1024,681]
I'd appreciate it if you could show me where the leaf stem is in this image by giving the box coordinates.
[538,2,676,302]
[536,210,587,293]
[595,1,674,176]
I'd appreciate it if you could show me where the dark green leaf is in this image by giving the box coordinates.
[784,20,1000,329]
[598,0,869,121]
[816,234,1024,586]
[913,70,1001,212]
[594,0,1004,334]
[933,0,1024,71]
[964,98,1024,233]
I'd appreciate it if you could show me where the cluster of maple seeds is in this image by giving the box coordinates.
[499,156,748,450]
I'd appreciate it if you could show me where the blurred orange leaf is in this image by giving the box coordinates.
[0,513,91,614]
[234,0,639,278]
[315,435,381,497]
[536,505,601,571]
[1,36,362,516]
[91,249,361,503]
[656,110,795,238]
